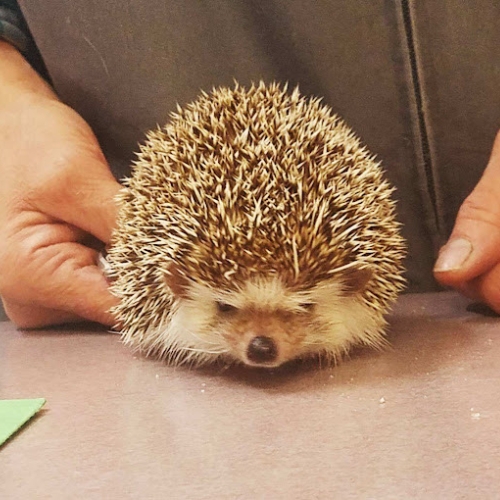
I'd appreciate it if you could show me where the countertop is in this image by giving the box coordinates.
[1,291,500,499]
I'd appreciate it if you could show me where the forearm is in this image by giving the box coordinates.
[0,40,56,104]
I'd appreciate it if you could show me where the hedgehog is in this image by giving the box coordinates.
[105,81,406,369]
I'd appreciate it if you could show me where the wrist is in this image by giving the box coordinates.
[0,40,57,104]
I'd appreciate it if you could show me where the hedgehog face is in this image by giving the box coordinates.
[160,271,382,368]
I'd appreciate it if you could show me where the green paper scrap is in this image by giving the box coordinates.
[0,398,46,447]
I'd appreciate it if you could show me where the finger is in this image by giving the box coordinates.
[11,242,119,326]
[2,299,84,329]
[458,263,500,314]
[7,214,89,247]
[434,131,500,286]
[45,248,119,325]
[38,157,122,244]
[64,264,118,325]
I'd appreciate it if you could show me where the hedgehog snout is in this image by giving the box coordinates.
[246,336,278,364]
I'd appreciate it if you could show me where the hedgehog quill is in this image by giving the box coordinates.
[105,82,406,368]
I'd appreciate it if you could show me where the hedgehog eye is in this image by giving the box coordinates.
[300,302,315,312]
[216,302,238,314]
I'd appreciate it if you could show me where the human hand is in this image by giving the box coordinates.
[0,42,120,328]
[434,131,500,313]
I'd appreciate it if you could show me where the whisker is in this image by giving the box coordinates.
[301,340,324,346]
[178,346,230,355]
[188,331,223,346]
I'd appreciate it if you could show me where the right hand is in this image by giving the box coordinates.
[0,42,121,328]
[434,131,500,312]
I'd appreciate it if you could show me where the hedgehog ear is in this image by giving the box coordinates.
[342,266,372,295]
[164,264,190,298]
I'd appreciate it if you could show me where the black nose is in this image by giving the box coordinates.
[247,336,278,364]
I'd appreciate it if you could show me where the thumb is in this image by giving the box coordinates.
[3,268,118,328]
[434,131,500,286]
[61,261,119,325]
[35,243,119,325]
[38,156,122,244]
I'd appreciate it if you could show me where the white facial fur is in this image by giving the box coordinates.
[142,275,385,368]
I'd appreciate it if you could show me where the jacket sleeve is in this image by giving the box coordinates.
[0,0,50,80]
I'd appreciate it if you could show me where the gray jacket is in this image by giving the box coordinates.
[3,1,500,292]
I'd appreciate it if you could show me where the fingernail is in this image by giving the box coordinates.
[434,238,472,272]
